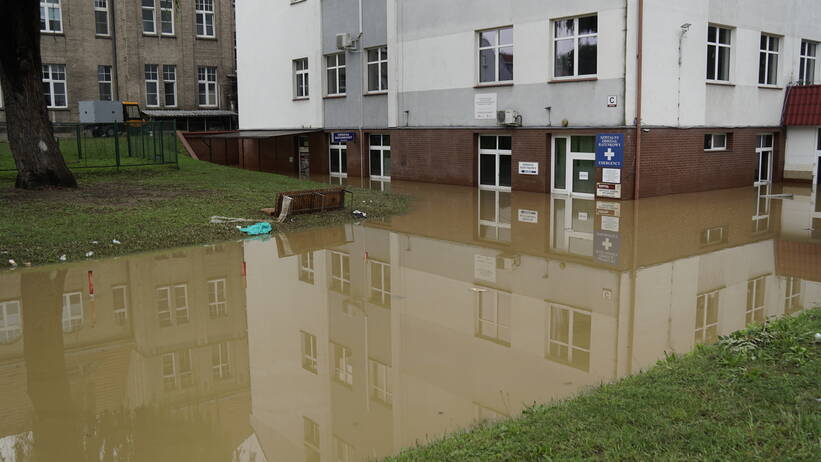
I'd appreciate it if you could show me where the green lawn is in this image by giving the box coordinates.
[0,155,408,267]
[387,309,821,462]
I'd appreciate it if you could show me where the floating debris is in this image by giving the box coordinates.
[352,210,368,219]
[112,239,121,245]
[85,251,94,258]
[8,259,17,267]
[59,254,67,262]
[91,240,99,245]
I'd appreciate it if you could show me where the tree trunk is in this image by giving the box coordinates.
[0,0,77,189]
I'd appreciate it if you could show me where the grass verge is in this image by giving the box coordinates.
[0,156,409,266]
[387,309,821,462]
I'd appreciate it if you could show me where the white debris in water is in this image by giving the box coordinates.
[7,259,16,267]
[112,239,121,245]
[91,240,99,244]
[815,333,821,343]
[59,254,67,262]
[38,140,48,152]
[85,251,94,258]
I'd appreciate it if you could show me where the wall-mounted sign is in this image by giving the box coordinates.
[596,182,622,199]
[518,161,539,175]
[579,171,589,181]
[595,133,624,168]
[596,201,622,217]
[594,231,621,265]
[578,211,589,221]
[517,209,539,223]
[331,132,355,143]
[474,93,497,120]
[474,254,496,282]
[607,95,618,107]
[602,168,621,184]
[601,215,620,232]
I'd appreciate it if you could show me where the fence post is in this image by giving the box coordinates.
[173,121,180,169]
[76,125,82,160]
[114,123,121,169]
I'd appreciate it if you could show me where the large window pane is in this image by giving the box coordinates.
[554,39,574,77]
[578,36,597,75]
[554,138,567,190]
[499,46,513,81]
[498,155,511,187]
[479,49,496,83]
[480,154,496,186]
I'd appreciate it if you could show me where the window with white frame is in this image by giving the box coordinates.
[478,190,512,242]
[62,292,83,333]
[293,58,309,99]
[156,284,189,327]
[141,0,156,34]
[212,341,231,379]
[144,64,159,107]
[367,46,388,92]
[746,276,766,325]
[0,300,22,344]
[0,86,3,109]
[98,65,112,101]
[303,417,320,460]
[478,27,513,83]
[94,0,109,36]
[329,251,351,295]
[695,290,720,344]
[369,134,391,179]
[752,184,771,233]
[299,252,315,284]
[40,0,63,33]
[326,53,346,96]
[329,137,347,176]
[163,64,177,106]
[706,25,732,81]
[553,15,597,78]
[160,0,174,35]
[332,342,353,385]
[197,66,218,106]
[162,349,193,391]
[208,278,227,318]
[546,303,591,371]
[333,436,355,462]
[369,358,392,405]
[369,260,391,307]
[704,133,727,151]
[42,64,67,108]
[784,276,802,313]
[300,331,318,374]
[196,0,216,37]
[799,40,817,85]
[700,225,727,245]
[759,34,780,86]
[112,285,128,324]
[475,287,511,346]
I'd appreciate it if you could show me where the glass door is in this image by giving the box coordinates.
[478,135,512,191]
[298,135,310,178]
[552,136,595,197]
[329,137,347,177]
[755,134,773,186]
[369,134,391,180]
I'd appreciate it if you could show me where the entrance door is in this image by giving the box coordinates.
[329,137,347,177]
[298,135,310,178]
[755,134,773,186]
[478,135,512,191]
[552,136,596,197]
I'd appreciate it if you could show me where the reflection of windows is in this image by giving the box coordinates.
[551,197,594,256]
[299,252,315,284]
[478,27,513,83]
[331,342,353,385]
[329,251,351,295]
[212,342,231,379]
[369,359,392,405]
[753,185,771,233]
[695,290,720,344]
[746,276,766,325]
[474,288,511,346]
[112,285,128,324]
[0,300,22,344]
[334,436,354,462]
[157,284,189,327]
[62,292,83,332]
[162,350,193,391]
[301,331,318,374]
[208,278,227,318]
[553,15,597,78]
[546,303,591,371]
[700,226,727,246]
[785,277,802,314]
[369,260,391,307]
[303,417,320,462]
[478,190,512,242]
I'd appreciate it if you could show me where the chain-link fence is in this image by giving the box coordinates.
[0,120,179,171]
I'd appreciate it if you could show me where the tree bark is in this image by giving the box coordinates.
[0,0,77,189]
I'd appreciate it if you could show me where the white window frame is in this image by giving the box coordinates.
[695,289,720,344]
[195,0,216,38]
[42,64,67,108]
[144,64,160,107]
[477,27,513,84]
[546,303,592,370]
[784,277,802,313]
[0,300,22,344]
[329,251,351,294]
[550,135,596,197]
[0,85,3,109]
[162,350,193,390]
[142,0,156,34]
[478,135,512,191]
[366,46,388,93]
[333,436,355,462]
[368,134,391,180]
[478,189,512,243]
[40,0,63,33]
[369,260,391,307]
[753,184,771,234]
[759,33,780,86]
[704,133,728,151]
[368,358,392,405]
[474,286,511,346]
[197,66,218,107]
[212,341,231,379]
[300,330,318,374]
[799,40,817,85]
[156,284,189,327]
[94,0,110,36]
[98,65,112,101]
[701,225,727,245]
[62,292,84,333]
[299,252,315,284]
[332,342,353,385]
[746,276,766,325]
[755,133,774,186]
[552,15,598,79]
[207,278,227,318]
[163,64,177,107]
[326,53,346,96]
[293,58,309,99]
[329,138,347,177]
[303,417,320,453]
[706,25,732,82]
[160,0,175,36]
[112,284,128,324]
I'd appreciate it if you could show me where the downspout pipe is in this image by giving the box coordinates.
[358,0,365,181]
[634,0,644,199]
[110,0,119,100]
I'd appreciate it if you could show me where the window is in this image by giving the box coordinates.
[329,137,347,176]
[695,290,720,344]
[42,64,67,108]
[94,0,109,36]
[208,278,227,318]
[746,276,766,325]
[369,260,391,307]
[157,284,189,327]
[546,303,591,370]
[329,251,351,295]
[293,58,309,99]
[303,417,320,462]
[799,40,817,85]
[478,135,512,190]
[299,252,315,284]
[196,0,215,37]
[0,300,22,344]
[112,285,128,324]
[478,190,512,242]
[367,46,388,92]
[475,287,511,346]
[98,65,112,101]
[369,134,391,179]
[369,359,392,405]
[753,184,771,233]
[163,65,177,106]
[40,0,63,33]
[759,34,780,86]
[144,64,159,107]
[478,27,513,83]
[326,53,346,96]
[62,292,83,332]
[333,436,355,462]
[331,342,353,385]
[197,66,218,106]
[553,15,597,78]
[162,350,193,390]
[784,277,802,314]
[300,331,318,374]
[142,0,156,34]
[0,86,3,109]
[704,133,727,151]
[212,342,231,379]
[706,25,731,81]
[160,0,174,35]
[701,225,727,245]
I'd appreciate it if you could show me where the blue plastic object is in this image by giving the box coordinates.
[239,222,272,235]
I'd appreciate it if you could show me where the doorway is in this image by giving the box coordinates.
[552,136,596,197]
[755,134,773,186]
[329,136,347,177]
[478,135,512,191]
[297,135,310,178]
[369,134,391,180]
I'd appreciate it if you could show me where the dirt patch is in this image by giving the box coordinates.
[0,181,206,207]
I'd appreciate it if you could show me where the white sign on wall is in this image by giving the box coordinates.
[474,254,496,282]
[597,183,622,199]
[579,171,589,181]
[601,215,620,232]
[518,209,539,223]
[474,93,497,120]
[607,95,618,107]
[518,161,539,175]
[602,168,621,184]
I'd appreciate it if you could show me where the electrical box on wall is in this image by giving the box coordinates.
[497,110,521,127]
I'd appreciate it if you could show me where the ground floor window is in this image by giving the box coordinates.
[753,184,771,233]
[550,196,594,256]
[552,136,595,196]
[695,290,720,344]
[784,277,802,314]
[474,286,511,346]
[755,134,773,185]
[478,135,512,190]
[329,138,347,177]
[746,276,766,325]
[369,134,391,179]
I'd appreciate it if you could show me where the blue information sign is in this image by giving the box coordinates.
[331,132,356,143]
[595,134,624,168]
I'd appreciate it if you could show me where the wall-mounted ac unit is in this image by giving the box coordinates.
[336,33,354,50]
[497,109,522,126]
[496,254,521,270]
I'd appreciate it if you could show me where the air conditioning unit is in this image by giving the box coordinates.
[336,33,354,50]
[497,109,522,126]
[496,254,521,270]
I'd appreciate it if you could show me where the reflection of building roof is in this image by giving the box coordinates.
[776,240,821,282]
[782,85,821,125]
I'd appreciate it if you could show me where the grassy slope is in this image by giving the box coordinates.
[387,310,821,462]
[0,156,408,266]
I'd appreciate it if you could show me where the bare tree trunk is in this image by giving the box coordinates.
[0,0,77,189]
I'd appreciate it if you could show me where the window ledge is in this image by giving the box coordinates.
[47,107,70,111]
[40,31,65,36]
[706,80,735,87]
[758,84,783,90]
[292,97,310,102]
[474,82,513,89]
[324,94,346,99]
[364,91,388,96]
[704,148,728,152]
[161,34,177,39]
[548,76,597,84]
[196,36,218,41]
[198,105,219,109]
[95,34,112,39]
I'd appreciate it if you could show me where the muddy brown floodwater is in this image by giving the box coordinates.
[0,179,819,461]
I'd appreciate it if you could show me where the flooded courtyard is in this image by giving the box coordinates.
[0,180,819,461]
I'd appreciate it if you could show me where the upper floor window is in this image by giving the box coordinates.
[163,64,177,106]
[759,34,780,86]
[553,15,597,78]
[196,0,216,38]
[546,303,591,371]
[293,58,309,99]
[300,331,318,374]
[369,359,392,405]
[332,342,353,385]
[42,64,67,108]
[707,25,731,82]
[367,46,388,92]
[299,252,315,284]
[142,0,156,34]
[326,53,346,96]
[474,286,511,346]
[0,300,22,344]
[98,65,112,101]
[144,64,160,107]
[208,278,228,318]
[40,0,63,33]
[94,0,109,36]
[112,284,128,324]
[160,0,175,35]
[197,66,218,107]
[162,350,193,390]
[478,27,513,83]
[799,40,817,85]
[212,342,231,379]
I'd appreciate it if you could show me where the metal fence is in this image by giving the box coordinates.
[0,120,179,172]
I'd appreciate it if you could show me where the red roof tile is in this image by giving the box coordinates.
[782,85,821,126]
